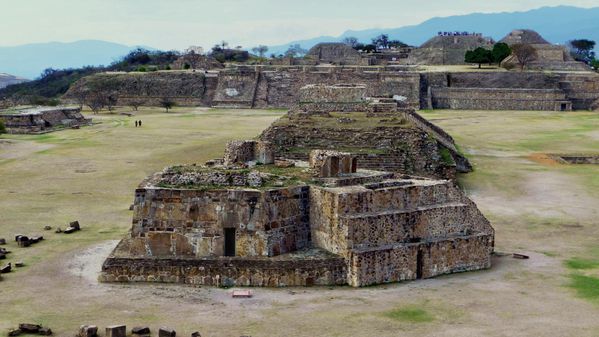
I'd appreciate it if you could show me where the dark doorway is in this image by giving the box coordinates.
[224,228,236,257]
[560,103,568,111]
[416,250,424,279]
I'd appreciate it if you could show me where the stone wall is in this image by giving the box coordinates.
[299,84,367,103]
[101,244,347,287]
[64,71,216,107]
[309,178,494,287]
[65,67,599,111]
[131,185,310,257]
[431,87,572,111]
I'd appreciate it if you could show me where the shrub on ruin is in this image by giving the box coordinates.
[137,66,147,72]
[0,120,5,135]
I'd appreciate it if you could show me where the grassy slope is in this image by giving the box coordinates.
[1,107,599,336]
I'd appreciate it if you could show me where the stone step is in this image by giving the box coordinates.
[340,202,467,220]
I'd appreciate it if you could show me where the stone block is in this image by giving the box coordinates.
[0,238,6,245]
[132,326,151,335]
[18,323,41,333]
[309,150,357,178]
[191,332,201,337]
[159,327,176,337]
[106,325,126,337]
[8,329,21,336]
[1,262,12,273]
[70,221,81,230]
[79,325,98,337]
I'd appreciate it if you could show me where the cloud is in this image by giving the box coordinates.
[0,0,597,49]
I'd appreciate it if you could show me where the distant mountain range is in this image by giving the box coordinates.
[0,73,28,89]
[0,40,151,80]
[267,6,599,55]
[1,6,597,80]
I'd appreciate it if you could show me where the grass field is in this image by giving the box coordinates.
[1,107,599,336]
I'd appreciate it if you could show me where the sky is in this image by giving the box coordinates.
[1,0,598,50]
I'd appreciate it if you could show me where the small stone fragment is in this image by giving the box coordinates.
[64,227,77,234]
[70,221,81,230]
[1,262,12,273]
[43,225,52,230]
[38,327,53,335]
[0,238,6,245]
[132,326,151,335]
[191,332,201,337]
[55,227,63,233]
[15,261,25,267]
[159,327,176,337]
[78,325,98,337]
[8,329,21,336]
[0,252,5,260]
[129,204,134,211]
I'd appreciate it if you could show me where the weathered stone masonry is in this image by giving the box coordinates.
[66,67,599,111]
[102,145,494,287]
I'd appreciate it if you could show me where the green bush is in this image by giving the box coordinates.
[137,66,147,72]
[0,120,6,134]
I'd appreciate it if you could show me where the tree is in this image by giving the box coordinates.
[284,44,307,58]
[342,37,359,48]
[85,91,108,114]
[465,47,493,68]
[160,98,176,113]
[591,59,599,70]
[511,44,538,71]
[492,43,512,63]
[220,41,229,49]
[372,34,390,50]
[182,51,204,69]
[129,100,145,111]
[569,39,596,63]
[360,44,377,53]
[106,92,119,113]
[251,45,269,58]
[388,40,408,49]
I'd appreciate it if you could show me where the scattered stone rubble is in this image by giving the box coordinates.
[7,323,53,336]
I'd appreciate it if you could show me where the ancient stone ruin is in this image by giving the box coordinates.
[260,84,470,179]
[65,61,599,112]
[499,29,588,72]
[0,106,91,134]
[101,135,494,287]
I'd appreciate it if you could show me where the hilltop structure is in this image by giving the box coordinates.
[499,29,588,71]
[408,33,494,65]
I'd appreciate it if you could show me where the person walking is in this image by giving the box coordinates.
[135,120,138,127]
[138,120,142,127]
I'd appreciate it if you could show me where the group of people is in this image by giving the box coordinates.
[134,120,143,127]
[438,31,482,37]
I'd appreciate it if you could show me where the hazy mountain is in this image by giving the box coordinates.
[0,40,153,80]
[268,6,599,55]
[0,73,29,89]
